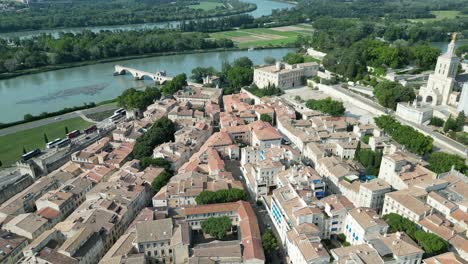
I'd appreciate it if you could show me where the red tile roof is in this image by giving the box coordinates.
[37,207,61,220]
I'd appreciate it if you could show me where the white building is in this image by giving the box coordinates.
[343,208,388,245]
[254,62,318,89]
[378,152,437,190]
[457,82,468,113]
[419,34,460,106]
[396,100,433,125]
[242,159,284,198]
[382,188,431,222]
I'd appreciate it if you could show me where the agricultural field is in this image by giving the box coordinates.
[0,117,91,167]
[409,10,467,23]
[189,1,225,11]
[210,24,314,48]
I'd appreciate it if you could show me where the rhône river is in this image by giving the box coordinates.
[0,48,294,122]
[0,0,295,39]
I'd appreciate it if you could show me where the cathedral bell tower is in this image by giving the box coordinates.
[418,33,460,106]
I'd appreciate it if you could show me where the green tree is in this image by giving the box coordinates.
[283,53,304,64]
[132,117,176,159]
[383,213,448,257]
[456,111,465,132]
[161,73,187,96]
[264,56,276,65]
[232,56,253,68]
[305,97,345,116]
[196,188,247,205]
[355,141,361,161]
[24,114,34,121]
[140,157,172,171]
[191,67,217,83]
[262,230,278,256]
[227,66,253,92]
[374,115,433,155]
[65,126,69,134]
[443,115,457,133]
[151,170,173,193]
[201,216,232,240]
[117,86,161,111]
[0,160,3,167]
[410,45,440,69]
[373,81,415,110]
[455,44,468,57]
[43,133,49,144]
[22,146,27,154]
[427,152,466,174]
[260,114,273,124]
[429,117,444,127]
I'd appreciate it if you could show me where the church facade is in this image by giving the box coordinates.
[419,33,460,106]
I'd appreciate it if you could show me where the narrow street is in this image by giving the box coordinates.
[226,160,286,264]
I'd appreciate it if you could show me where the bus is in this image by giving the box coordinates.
[21,149,41,161]
[110,113,123,122]
[67,130,81,139]
[114,108,125,115]
[84,125,97,134]
[56,138,71,148]
[46,138,62,149]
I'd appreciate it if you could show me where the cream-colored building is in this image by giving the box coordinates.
[343,208,388,245]
[396,100,433,125]
[382,188,431,222]
[254,62,318,89]
[419,34,460,106]
[369,233,424,264]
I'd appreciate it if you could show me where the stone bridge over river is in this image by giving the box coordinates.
[114,65,173,83]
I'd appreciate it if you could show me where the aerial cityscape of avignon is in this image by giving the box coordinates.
[0,0,467,263]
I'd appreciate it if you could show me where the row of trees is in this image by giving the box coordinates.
[427,152,467,174]
[117,86,161,111]
[0,0,255,32]
[0,30,234,74]
[195,188,247,205]
[179,14,256,32]
[305,97,346,117]
[322,38,440,81]
[374,115,433,156]
[383,213,448,257]
[245,84,283,98]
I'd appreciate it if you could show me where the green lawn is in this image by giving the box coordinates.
[0,117,92,167]
[409,10,466,23]
[189,1,224,11]
[210,25,312,48]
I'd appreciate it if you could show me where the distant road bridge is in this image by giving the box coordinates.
[114,65,173,83]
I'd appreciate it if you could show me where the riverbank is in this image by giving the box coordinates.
[0,47,295,122]
[0,3,257,35]
[0,45,294,81]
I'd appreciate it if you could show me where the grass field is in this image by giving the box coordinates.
[409,10,466,23]
[210,24,314,48]
[189,1,224,11]
[0,117,92,167]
